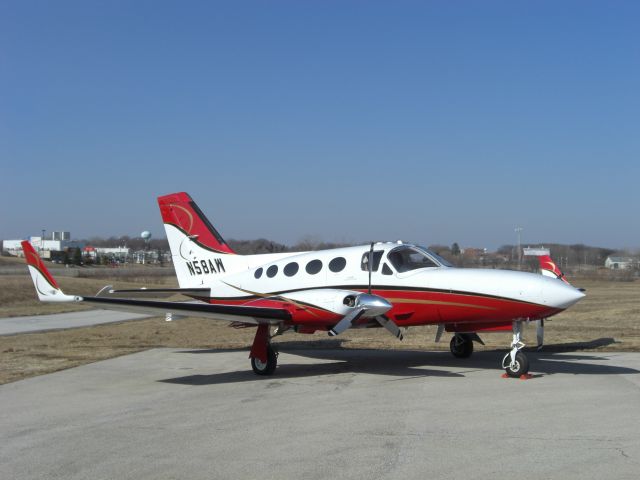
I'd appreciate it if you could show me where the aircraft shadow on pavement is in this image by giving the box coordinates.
[161,337,639,385]
[160,350,465,386]
[292,348,640,376]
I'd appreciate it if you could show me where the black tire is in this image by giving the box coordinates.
[450,334,474,358]
[503,351,529,378]
[251,345,278,376]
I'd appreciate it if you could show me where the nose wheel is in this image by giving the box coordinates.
[502,351,529,377]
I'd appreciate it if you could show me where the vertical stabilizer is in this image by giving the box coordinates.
[158,192,236,254]
[157,192,245,288]
[538,255,571,285]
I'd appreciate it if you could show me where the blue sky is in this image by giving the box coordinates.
[1,1,639,250]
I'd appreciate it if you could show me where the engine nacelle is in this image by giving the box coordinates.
[282,289,392,317]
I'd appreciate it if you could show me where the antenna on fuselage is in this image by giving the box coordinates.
[368,242,374,294]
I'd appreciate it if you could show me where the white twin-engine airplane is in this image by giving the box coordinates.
[22,192,585,377]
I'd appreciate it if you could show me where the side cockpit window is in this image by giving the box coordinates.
[360,250,384,272]
[388,246,438,273]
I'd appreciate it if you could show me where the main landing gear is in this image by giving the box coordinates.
[501,320,530,378]
[249,324,278,375]
[450,333,474,358]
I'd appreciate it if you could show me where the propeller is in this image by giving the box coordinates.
[536,319,544,350]
[328,293,392,336]
[328,243,403,340]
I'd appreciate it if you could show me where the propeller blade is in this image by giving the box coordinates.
[536,319,544,350]
[376,315,404,341]
[328,309,365,336]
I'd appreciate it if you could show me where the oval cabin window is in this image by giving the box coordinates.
[305,259,322,275]
[284,262,299,277]
[328,257,346,273]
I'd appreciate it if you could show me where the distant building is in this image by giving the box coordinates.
[523,247,550,257]
[461,247,487,258]
[605,256,635,270]
[51,231,71,241]
[2,233,82,258]
[83,246,130,261]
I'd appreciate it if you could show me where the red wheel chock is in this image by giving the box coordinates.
[500,373,533,380]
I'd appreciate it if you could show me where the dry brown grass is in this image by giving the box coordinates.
[0,275,638,385]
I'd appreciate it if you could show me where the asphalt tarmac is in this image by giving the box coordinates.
[1,348,639,480]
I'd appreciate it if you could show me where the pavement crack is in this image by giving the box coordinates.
[615,447,639,464]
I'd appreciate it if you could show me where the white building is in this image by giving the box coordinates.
[605,256,635,270]
[2,235,80,258]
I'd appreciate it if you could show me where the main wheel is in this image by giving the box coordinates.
[450,334,474,358]
[251,345,278,375]
[503,351,529,378]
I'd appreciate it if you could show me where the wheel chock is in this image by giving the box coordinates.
[500,373,533,380]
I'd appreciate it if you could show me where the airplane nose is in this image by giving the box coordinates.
[544,281,585,309]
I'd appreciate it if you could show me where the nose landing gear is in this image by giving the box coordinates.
[501,320,530,378]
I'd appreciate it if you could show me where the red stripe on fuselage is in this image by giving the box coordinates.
[199,288,561,330]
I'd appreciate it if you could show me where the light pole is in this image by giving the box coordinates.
[41,229,46,253]
[514,226,523,270]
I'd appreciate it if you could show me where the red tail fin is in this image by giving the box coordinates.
[157,192,236,254]
[21,240,60,289]
[538,255,570,284]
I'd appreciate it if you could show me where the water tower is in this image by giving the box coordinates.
[141,230,152,246]
[141,231,152,264]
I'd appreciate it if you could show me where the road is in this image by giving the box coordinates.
[0,310,151,335]
[1,348,639,479]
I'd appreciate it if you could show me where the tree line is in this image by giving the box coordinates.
[70,236,632,269]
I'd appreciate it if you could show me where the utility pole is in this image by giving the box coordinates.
[514,226,523,270]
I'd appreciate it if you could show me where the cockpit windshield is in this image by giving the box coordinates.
[416,246,454,267]
[387,245,448,272]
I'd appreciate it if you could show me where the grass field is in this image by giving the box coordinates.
[1,273,639,384]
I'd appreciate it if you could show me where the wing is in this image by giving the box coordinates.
[82,296,290,324]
